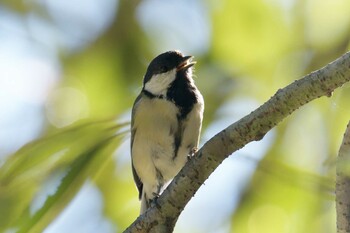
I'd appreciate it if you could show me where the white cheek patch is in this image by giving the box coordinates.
[144,69,177,96]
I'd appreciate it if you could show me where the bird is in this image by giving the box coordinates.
[130,50,204,214]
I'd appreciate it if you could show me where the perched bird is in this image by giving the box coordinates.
[130,50,204,214]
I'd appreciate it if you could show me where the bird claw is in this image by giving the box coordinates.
[150,193,161,209]
[152,192,160,198]
[187,147,198,161]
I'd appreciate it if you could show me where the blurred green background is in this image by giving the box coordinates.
[0,0,350,232]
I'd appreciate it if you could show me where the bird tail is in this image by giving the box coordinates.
[140,189,149,214]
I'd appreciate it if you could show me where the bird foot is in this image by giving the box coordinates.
[150,193,161,209]
[187,147,198,161]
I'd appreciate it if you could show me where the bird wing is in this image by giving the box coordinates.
[130,93,143,200]
[177,101,204,156]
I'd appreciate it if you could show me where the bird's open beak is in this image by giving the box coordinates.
[177,56,196,71]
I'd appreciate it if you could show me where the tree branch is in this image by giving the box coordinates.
[124,51,350,233]
[336,121,350,233]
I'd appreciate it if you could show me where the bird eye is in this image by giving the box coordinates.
[159,66,168,73]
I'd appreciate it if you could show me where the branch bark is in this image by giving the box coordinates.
[124,51,350,233]
[336,122,350,233]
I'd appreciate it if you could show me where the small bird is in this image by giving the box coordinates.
[131,50,204,214]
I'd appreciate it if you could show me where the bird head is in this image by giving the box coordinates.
[143,50,195,96]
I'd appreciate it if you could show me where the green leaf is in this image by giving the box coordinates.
[0,119,128,232]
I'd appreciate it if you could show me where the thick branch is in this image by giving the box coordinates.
[336,122,350,233]
[124,51,350,233]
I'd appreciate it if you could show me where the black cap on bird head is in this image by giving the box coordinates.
[143,50,195,85]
